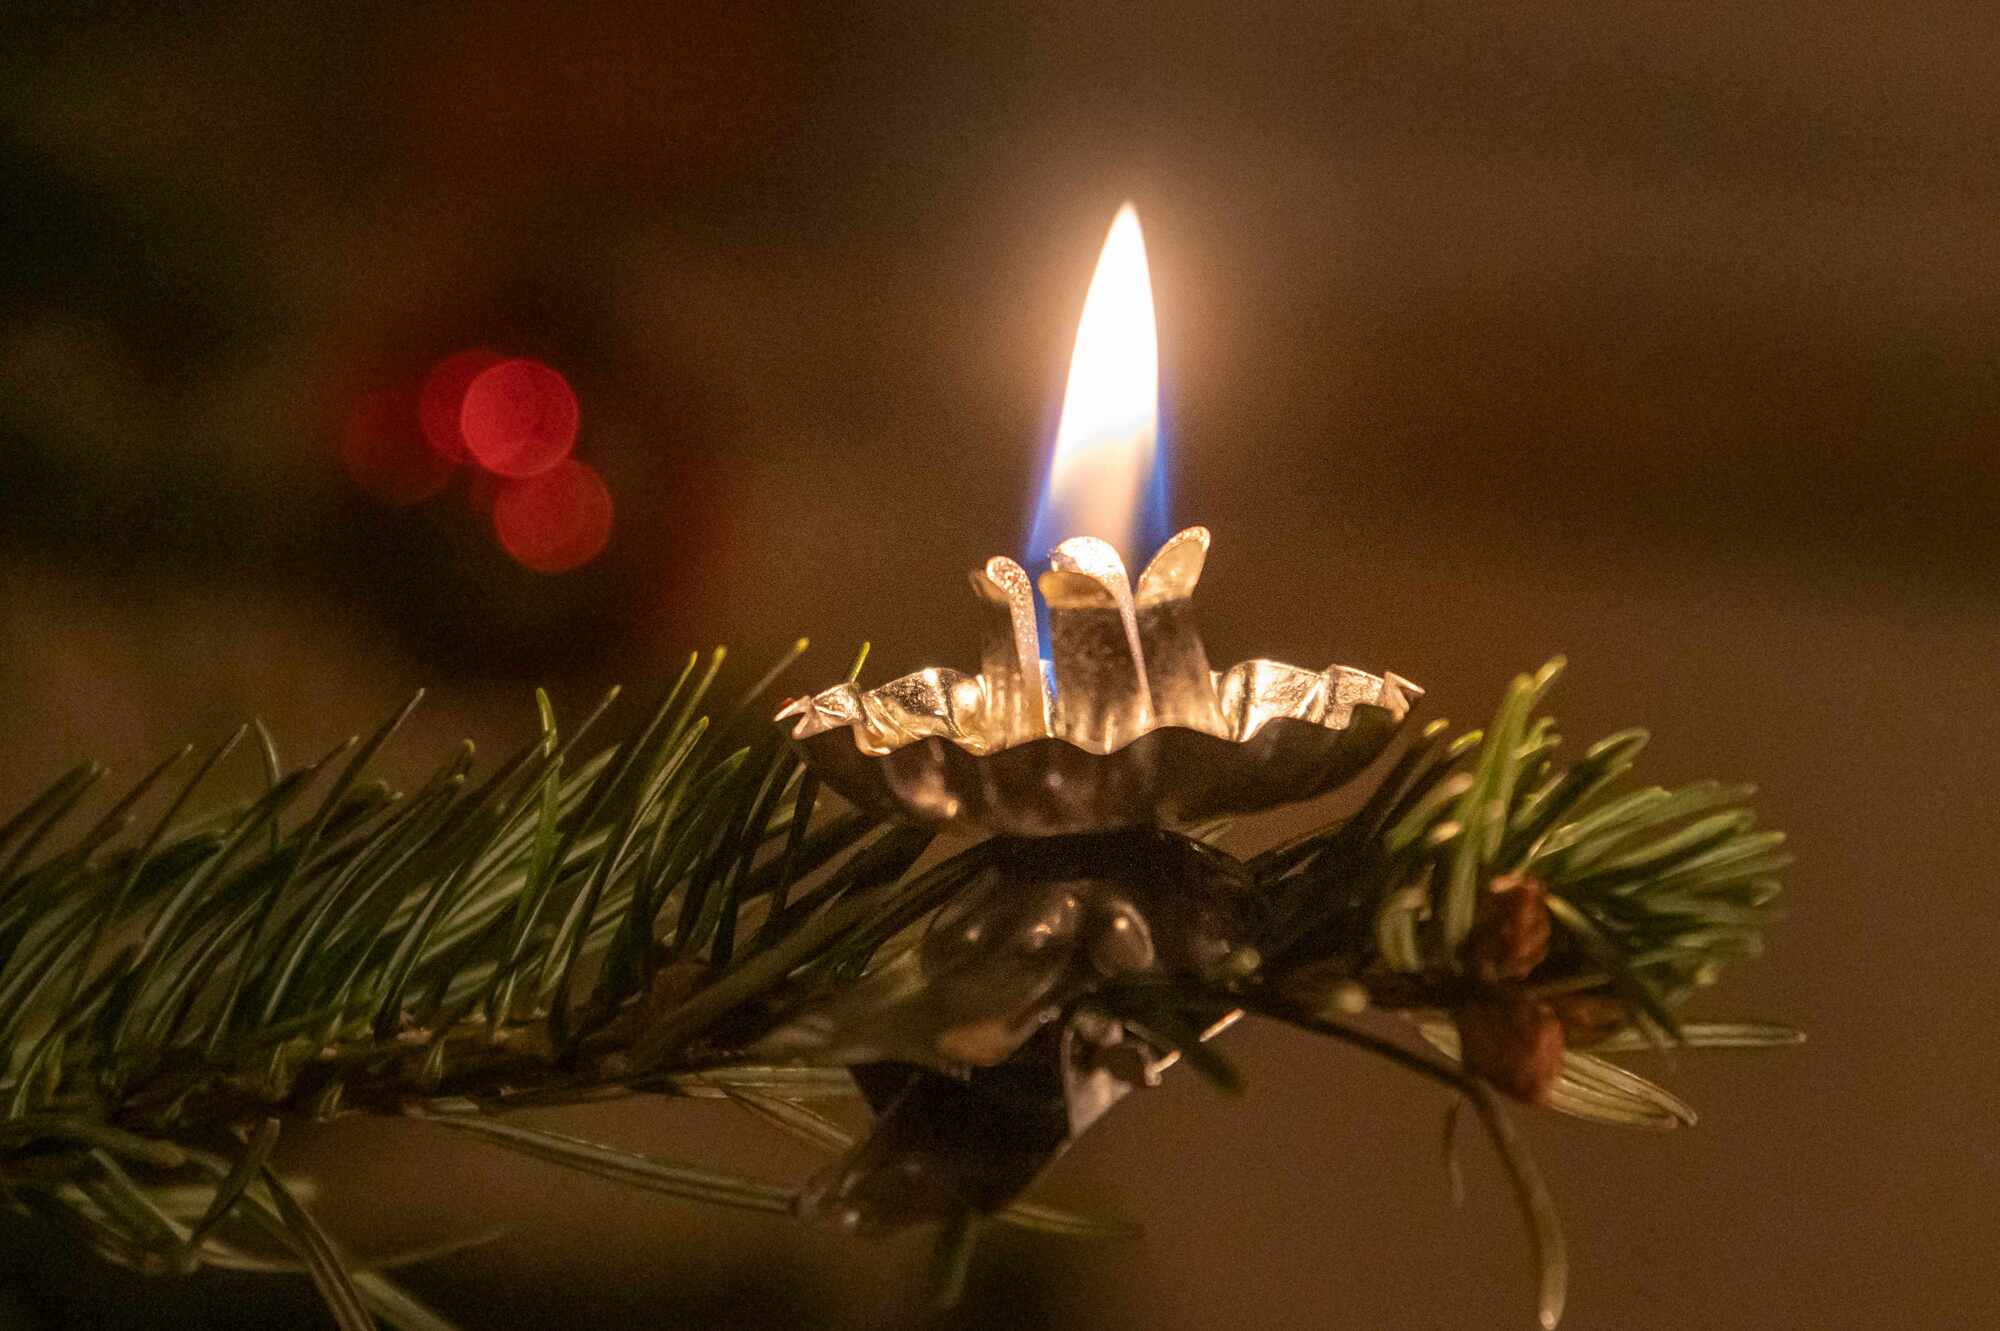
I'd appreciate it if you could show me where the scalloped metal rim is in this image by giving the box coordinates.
[782,665,1420,836]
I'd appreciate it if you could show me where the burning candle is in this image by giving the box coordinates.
[779,205,1420,836]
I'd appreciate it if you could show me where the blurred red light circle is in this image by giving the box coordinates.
[418,347,503,463]
[460,357,579,477]
[340,386,455,505]
[492,459,613,572]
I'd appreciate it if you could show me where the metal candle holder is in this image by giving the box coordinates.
[778,525,1422,836]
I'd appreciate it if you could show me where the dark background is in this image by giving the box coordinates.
[2,3,1995,1328]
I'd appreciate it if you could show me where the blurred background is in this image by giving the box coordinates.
[2,2,1995,1328]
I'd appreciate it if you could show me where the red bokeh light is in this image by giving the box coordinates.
[418,347,503,463]
[340,385,456,505]
[460,358,580,478]
[492,459,613,573]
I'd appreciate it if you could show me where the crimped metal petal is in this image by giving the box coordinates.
[775,525,1422,836]
[782,663,1419,836]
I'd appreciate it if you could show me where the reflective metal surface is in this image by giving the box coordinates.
[756,830,1256,1074]
[770,831,1258,1233]
[776,525,1422,835]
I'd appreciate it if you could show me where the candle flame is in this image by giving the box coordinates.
[1030,203,1162,569]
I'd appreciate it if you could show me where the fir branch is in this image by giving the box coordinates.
[0,651,1796,1329]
